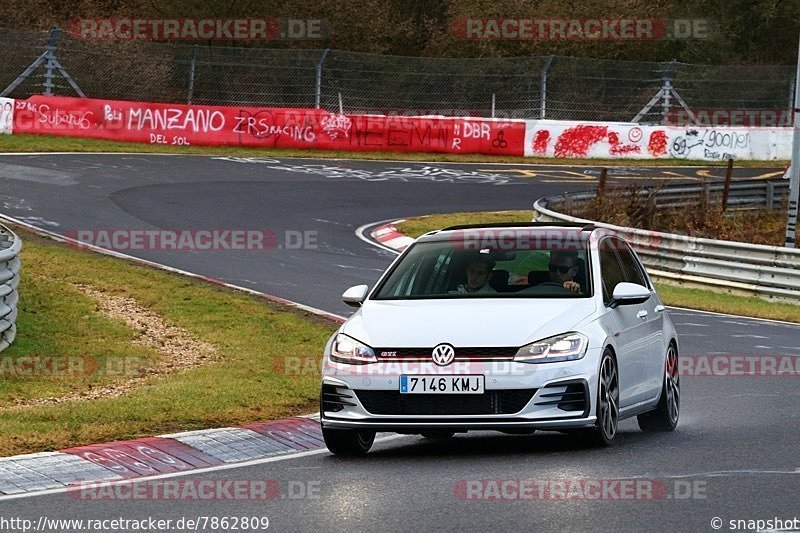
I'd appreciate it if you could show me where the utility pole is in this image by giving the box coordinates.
[786,32,800,247]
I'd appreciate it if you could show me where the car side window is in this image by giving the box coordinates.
[599,240,626,304]
[616,242,649,289]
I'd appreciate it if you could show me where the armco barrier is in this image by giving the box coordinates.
[533,182,800,301]
[556,181,790,212]
[0,224,21,351]
[8,96,526,157]
[640,180,789,210]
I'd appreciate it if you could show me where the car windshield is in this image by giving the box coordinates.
[372,231,593,299]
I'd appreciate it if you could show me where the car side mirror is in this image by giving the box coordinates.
[342,285,369,307]
[610,282,651,308]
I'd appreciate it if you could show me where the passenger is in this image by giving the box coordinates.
[548,250,582,294]
[452,255,497,294]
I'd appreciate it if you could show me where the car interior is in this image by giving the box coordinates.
[447,251,589,295]
[374,244,592,298]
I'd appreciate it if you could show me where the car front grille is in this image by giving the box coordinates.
[373,347,518,361]
[354,389,536,415]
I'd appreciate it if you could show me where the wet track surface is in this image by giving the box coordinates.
[0,154,796,532]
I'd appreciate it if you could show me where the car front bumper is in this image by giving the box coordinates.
[319,348,602,432]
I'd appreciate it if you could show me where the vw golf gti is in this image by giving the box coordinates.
[320,223,680,455]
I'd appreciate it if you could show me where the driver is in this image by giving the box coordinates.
[548,250,582,294]
[451,255,496,294]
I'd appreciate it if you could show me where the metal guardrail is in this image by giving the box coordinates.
[0,223,20,351]
[533,180,800,301]
[555,180,790,211]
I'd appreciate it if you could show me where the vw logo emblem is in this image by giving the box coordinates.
[432,343,455,366]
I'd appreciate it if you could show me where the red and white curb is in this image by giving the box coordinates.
[369,220,414,252]
[0,417,325,497]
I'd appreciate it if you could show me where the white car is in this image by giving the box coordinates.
[320,223,680,456]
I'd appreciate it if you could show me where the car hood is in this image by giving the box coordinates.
[341,297,597,348]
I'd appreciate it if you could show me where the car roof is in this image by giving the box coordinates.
[415,222,598,243]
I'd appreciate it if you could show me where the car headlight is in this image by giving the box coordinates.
[514,332,588,363]
[330,334,377,365]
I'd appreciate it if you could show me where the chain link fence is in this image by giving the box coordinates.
[0,27,794,123]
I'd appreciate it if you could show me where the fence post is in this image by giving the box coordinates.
[315,49,330,109]
[540,55,554,119]
[3,27,68,97]
[721,158,733,212]
[702,181,711,206]
[632,59,684,123]
[187,45,197,104]
[42,27,62,96]
[491,93,495,118]
[661,59,678,123]
[785,33,800,247]
[766,181,775,209]
[597,168,608,199]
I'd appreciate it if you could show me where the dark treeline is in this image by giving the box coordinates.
[3,0,798,64]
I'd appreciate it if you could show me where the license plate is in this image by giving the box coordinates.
[399,375,484,394]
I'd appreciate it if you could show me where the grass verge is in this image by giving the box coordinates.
[398,211,532,238]
[396,211,800,322]
[0,133,784,167]
[0,227,337,457]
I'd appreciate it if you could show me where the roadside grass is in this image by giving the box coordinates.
[0,228,338,456]
[397,211,532,238]
[396,211,800,323]
[0,133,784,167]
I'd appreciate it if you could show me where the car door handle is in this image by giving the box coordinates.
[637,310,648,319]
[654,305,665,313]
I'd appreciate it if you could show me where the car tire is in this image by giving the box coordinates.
[582,349,619,447]
[420,431,455,440]
[322,427,375,456]
[637,343,680,432]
